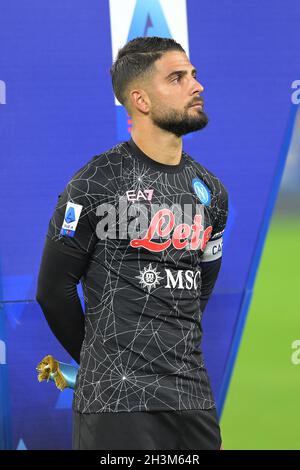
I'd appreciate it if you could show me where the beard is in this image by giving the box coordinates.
[150,103,209,137]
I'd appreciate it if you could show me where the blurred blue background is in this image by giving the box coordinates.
[0,0,299,449]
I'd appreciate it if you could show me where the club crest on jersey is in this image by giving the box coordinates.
[192,178,211,206]
[60,201,83,237]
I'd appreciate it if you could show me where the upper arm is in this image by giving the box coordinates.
[36,162,101,302]
[46,163,101,259]
[201,183,228,265]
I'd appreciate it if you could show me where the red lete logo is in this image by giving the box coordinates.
[130,208,212,252]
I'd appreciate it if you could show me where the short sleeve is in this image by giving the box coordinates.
[46,163,100,259]
[201,184,228,263]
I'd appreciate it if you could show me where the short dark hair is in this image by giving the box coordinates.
[110,36,185,108]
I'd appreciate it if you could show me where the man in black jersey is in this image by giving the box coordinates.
[36,36,228,450]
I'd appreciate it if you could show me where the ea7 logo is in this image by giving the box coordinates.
[0,80,6,105]
[126,189,154,202]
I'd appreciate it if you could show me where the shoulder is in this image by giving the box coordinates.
[184,152,228,237]
[184,152,228,197]
[68,141,131,189]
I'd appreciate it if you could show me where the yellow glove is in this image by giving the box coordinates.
[36,354,68,391]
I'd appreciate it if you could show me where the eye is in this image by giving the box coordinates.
[172,75,182,83]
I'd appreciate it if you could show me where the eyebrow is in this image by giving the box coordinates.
[165,68,197,80]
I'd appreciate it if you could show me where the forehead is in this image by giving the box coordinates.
[154,51,193,75]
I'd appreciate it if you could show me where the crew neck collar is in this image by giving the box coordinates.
[126,137,186,173]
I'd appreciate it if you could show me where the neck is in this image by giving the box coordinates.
[130,122,182,165]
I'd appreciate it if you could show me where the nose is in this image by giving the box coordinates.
[191,78,204,95]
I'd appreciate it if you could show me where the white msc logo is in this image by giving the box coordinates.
[136,263,201,292]
[165,269,201,290]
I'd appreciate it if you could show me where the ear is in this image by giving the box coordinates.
[129,89,150,114]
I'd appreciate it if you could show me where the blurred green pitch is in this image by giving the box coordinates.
[221,216,300,450]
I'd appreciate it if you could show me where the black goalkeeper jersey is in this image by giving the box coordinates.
[45,138,228,413]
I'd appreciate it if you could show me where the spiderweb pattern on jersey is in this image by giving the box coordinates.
[48,141,227,413]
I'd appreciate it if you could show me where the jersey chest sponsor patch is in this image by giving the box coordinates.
[60,201,83,237]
